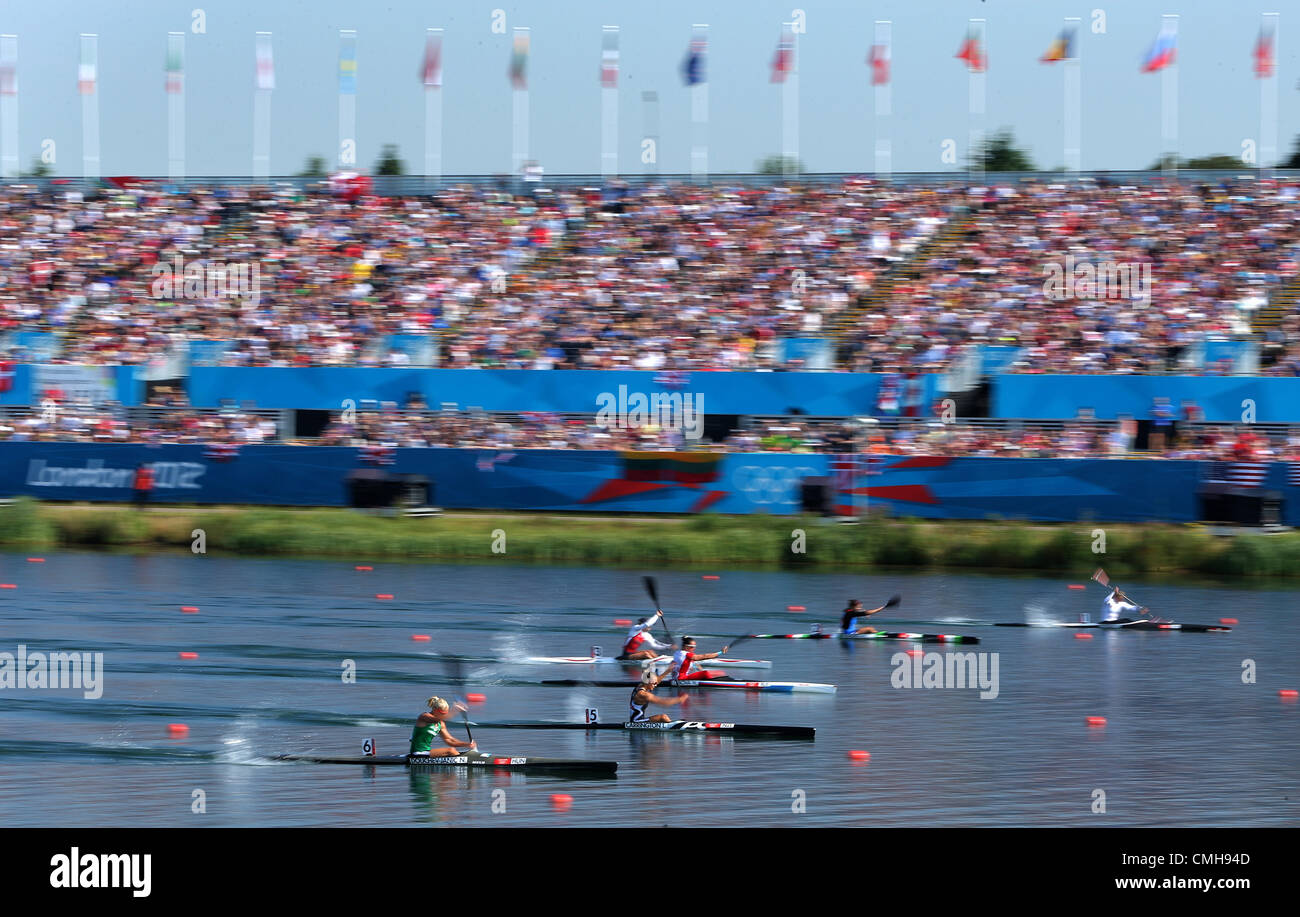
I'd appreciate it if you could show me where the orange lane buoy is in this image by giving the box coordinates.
[550,794,573,810]
[411,634,431,642]
[466,693,486,704]
[905,648,923,657]
[1086,716,1107,727]
[375,594,394,600]
[1067,584,1085,590]
[787,605,806,612]
[356,565,373,572]
[1219,618,1238,625]
[0,584,15,589]
[178,652,199,660]
[167,723,189,736]
[613,619,633,626]
[1074,633,1093,640]
[1279,689,1299,699]
[27,558,44,563]
[702,575,720,581]
[848,750,871,761]
[180,606,199,613]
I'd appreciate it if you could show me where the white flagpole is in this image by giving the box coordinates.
[167,32,185,180]
[512,26,530,176]
[691,23,708,182]
[782,23,799,175]
[253,32,273,181]
[80,33,99,180]
[641,90,659,176]
[874,21,891,179]
[425,28,443,191]
[1161,14,1179,174]
[968,19,985,180]
[601,25,619,178]
[1261,13,1279,174]
[1064,18,1081,174]
[0,35,17,179]
[338,29,357,169]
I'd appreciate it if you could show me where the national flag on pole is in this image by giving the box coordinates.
[770,28,794,83]
[78,39,96,94]
[868,43,890,86]
[956,30,986,72]
[1254,27,1275,78]
[0,53,15,97]
[338,33,357,95]
[600,28,619,88]
[682,37,706,86]
[165,34,183,94]
[255,34,275,90]
[509,31,529,89]
[1141,27,1177,73]
[422,34,442,88]
[1040,27,1076,63]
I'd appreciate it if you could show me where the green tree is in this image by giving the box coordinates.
[375,144,405,176]
[756,154,804,175]
[21,156,51,178]
[297,155,328,177]
[1147,154,1249,170]
[974,129,1035,172]
[1283,135,1300,169]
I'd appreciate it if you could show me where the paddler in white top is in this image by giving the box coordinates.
[619,611,676,661]
[1102,588,1145,623]
[668,637,730,683]
[629,667,689,723]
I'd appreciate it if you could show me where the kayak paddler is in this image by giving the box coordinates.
[667,637,730,682]
[1102,587,1147,623]
[409,696,477,757]
[619,611,675,661]
[629,667,689,723]
[841,598,886,635]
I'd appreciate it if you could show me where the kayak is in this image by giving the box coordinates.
[522,655,772,669]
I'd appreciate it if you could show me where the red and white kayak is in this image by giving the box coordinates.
[522,654,771,670]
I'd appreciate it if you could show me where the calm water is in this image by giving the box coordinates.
[0,552,1296,827]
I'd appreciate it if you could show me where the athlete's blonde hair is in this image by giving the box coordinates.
[426,696,450,712]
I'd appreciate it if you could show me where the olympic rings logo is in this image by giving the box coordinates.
[730,465,820,505]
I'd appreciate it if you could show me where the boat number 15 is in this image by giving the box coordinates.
[585,708,600,724]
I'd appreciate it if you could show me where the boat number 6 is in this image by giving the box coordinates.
[362,737,376,757]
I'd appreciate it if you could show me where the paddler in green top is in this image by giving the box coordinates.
[409,696,476,757]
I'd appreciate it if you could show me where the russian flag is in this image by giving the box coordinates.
[1254,28,1275,78]
[1141,28,1176,73]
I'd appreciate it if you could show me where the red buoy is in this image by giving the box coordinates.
[1280,689,1299,699]
[1067,584,1085,590]
[848,750,871,761]
[178,652,199,660]
[375,594,393,600]
[787,605,806,612]
[1074,633,1093,640]
[411,634,431,642]
[466,693,486,704]
[550,794,574,810]
[1219,618,1238,625]
[0,584,15,589]
[702,575,720,581]
[355,565,373,572]
[167,723,189,736]
[905,648,923,657]
[613,619,633,626]
[1086,716,1107,727]
[180,606,199,613]
[27,558,44,563]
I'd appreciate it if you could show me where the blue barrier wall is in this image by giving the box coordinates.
[2,444,1295,524]
[185,368,939,415]
[993,375,1300,422]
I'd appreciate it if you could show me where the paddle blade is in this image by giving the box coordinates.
[884,594,901,609]
[643,576,659,608]
[1092,568,1110,587]
[726,633,756,652]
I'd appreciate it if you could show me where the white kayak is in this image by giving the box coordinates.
[521,654,772,670]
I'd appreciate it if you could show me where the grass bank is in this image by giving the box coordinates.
[2,499,1299,578]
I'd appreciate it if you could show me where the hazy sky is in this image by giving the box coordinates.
[0,1,1292,176]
